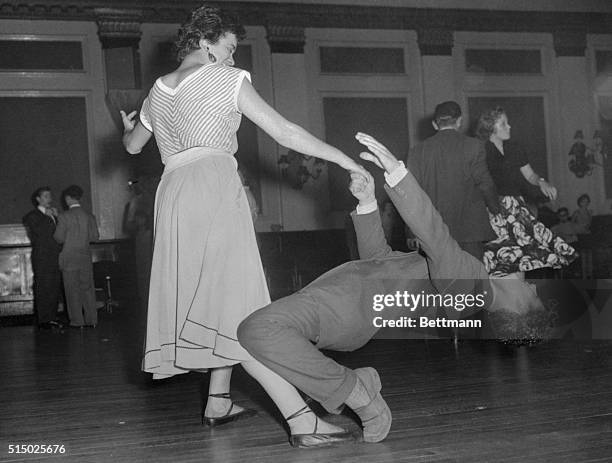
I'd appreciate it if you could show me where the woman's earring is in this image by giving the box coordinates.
[208,52,217,63]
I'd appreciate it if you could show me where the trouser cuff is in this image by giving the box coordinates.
[320,368,357,413]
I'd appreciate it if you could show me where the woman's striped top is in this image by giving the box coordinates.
[139,63,251,164]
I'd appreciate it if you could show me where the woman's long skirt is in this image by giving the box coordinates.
[484,195,577,277]
[142,148,270,379]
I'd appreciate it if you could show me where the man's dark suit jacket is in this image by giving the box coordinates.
[23,209,61,271]
[406,129,499,243]
[23,208,62,323]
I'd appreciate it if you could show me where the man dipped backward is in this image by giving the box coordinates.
[238,133,551,446]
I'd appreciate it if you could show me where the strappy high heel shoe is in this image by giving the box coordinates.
[286,405,361,448]
[201,392,257,427]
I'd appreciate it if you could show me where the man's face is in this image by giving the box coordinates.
[488,277,553,342]
[490,276,543,316]
[36,190,52,208]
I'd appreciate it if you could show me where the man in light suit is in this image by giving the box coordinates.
[238,133,548,447]
[23,187,63,330]
[54,185,100,328]
[406,101,499,260]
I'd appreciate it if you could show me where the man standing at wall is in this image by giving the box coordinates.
[54,185,100,328]
[23,187,63,330]
[406,101,499,260]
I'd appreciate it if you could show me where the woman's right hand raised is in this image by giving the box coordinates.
[120,110,138,133]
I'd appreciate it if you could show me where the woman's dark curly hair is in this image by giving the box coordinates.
[175,5,246,62]
[475,106,506,141]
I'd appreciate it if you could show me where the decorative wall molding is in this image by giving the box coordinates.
[95,8,142,49]
[1,1,611,39]
[265,25,305,54]
[417,28,453,56]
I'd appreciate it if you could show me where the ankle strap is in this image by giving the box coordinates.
[208,392,231,399]
[285,405,313,422]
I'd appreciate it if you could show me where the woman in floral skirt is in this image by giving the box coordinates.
[476,107,576,277]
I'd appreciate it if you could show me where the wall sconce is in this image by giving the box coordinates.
[278,150,326,189]
[568,129,606,178]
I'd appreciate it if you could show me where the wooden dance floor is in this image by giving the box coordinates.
[2,307,612,462]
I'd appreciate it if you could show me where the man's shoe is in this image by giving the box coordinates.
[348,367,392,443]
[286,405,361,448]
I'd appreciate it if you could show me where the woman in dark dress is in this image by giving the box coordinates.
[476,107,576,277]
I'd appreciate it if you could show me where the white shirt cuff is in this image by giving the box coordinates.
[384,161,408,187]
[356,200,378,215]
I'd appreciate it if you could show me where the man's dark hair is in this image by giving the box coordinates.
[63,184,84,201]
[433,101,462,128]
[31,186,51,207]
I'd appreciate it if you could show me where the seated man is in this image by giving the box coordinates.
[238,133,549,448]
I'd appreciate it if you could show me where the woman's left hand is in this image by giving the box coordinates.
[539,180,557,200]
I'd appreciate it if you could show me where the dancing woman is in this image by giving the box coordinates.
[121,4,364,447]
[476,107,576,277]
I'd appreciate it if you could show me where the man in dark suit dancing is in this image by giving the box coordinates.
[54,185,100,328]
[238,133,549,448]
[407,101,499,260]
[23,187,63,330]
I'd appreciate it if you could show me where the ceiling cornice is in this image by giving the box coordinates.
[0,1,610,36]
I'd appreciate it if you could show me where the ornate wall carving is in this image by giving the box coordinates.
[265,25,305,54]
[95,8,142,49]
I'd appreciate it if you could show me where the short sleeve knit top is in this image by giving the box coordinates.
[140,63,251,164]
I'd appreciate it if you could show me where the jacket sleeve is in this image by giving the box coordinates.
[23,213,40,243]
[470,140,500,215]
[351,209,405,260]
[53,214,66,243]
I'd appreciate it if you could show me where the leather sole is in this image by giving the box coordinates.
[202,408,257,427]
[289,429,362,448]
